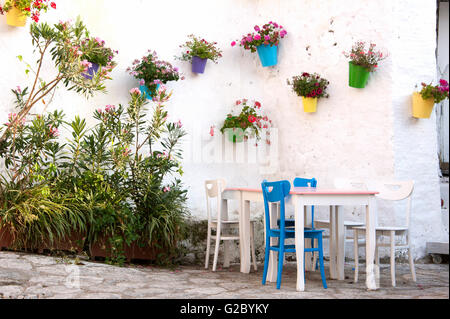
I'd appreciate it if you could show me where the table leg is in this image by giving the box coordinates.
[336,205,345,280]
[294,197,305,291]
[365,197,378,290]
[239,197,251,274]
[267,202,279,282]
[304,206,313,271]
[329,206,337,279]
[222,199,230,268]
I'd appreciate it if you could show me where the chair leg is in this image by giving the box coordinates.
[250,223,257,271]
[390,230,396,287]
[408,246,417,282]
[212,228,221,272]
[205,225,212,269]
[312,238,319,271]
[315,235,326,289]
[262,236,270,285]
[276,244,284,289]
[353,229,359,283]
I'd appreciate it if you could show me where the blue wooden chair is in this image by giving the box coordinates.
[261,180,327,289]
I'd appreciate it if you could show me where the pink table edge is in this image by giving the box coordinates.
[225,187,379,195]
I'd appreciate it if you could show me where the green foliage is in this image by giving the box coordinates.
[419,79,449,104]
[220,99,271,141]
[343,41,387,72]
[127,50,183,94]
[287,72,330,99]
[176,34,222,63]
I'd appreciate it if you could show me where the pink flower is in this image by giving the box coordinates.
[139,79,145,86]
[176,120,183,128]
[254,25,260,32]
[163,186,171,193]
[439,79,448,86]
[253,34,261,41]
[246,35,253,42]
[209,126,215,137]
[231,41,236,47]
[264,35,270,41]
[130,87,141,95]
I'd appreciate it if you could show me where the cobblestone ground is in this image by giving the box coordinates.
[0,251,448,299]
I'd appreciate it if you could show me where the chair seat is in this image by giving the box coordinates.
[314,219,365,227]
[353,226,408,232]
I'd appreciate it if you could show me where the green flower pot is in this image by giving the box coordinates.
[226,128,244,143]
[348,62,370,88]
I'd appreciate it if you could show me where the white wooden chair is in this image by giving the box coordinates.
[311,178,366,268]
[204,179,257,272]
[352,180,417,287]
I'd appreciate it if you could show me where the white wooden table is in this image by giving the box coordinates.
[222,186,379,291]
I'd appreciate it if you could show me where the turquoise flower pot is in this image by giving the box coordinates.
[256,44,278,67]
[140,83,160,99]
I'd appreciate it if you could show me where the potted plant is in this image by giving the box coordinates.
[412,79,449,118]
[287,72,330,113]
[232,21,287,67]
[0,0,56,27]
[176,34,222,74]
[79,36,118,80]
[343,41,387,88]
[216,99,272,143]
[127,50,184,99]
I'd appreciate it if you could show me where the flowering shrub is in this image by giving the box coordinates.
[218,99,272,142]
[231,21,287,53]
[343,41,387,72]
[418,79,449,103]
[0,0,56,23]
[127,50,184,95]
[1,18,116,150]
[287,72,330,99]
[176,34,222,63]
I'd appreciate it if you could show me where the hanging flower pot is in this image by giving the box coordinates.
[412,92,435,119]
[191,56,208,74]
[5,6,27,27]
[287,72,330,113]
[232,21,287,68]
[140,83,160,99]
[348,62,370,88]
[343,41,388,88]
[81,62,100,80]
[302,97,318,113]
[176,35,222,74]
[256,44,278,67]
[227,128,245,143]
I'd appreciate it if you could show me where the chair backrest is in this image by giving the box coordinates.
[293,177,317,228]
[205,179,227,222]
[369,180,414,227]
[261,180,291,233]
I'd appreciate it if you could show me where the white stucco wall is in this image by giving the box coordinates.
[0,0,444,259]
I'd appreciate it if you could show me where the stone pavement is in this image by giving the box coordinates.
[0,251,448,299]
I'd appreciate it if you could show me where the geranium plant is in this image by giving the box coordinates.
[217,99,272,143]
[343,41,387,72]
[231,21,287,52]
[417,79,449,103]
[0,0,56,23]
[287,72,330,99]
[127,50,184,95]
[176,34,222,63]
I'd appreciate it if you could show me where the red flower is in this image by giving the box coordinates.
[254,101,261,108]
[235,100,242,105]
[51,2,56,9]
[248,115,257,123]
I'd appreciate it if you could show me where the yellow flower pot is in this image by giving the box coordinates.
[302,97,318,113]
[412,92,435,118]
[6,7,27,27]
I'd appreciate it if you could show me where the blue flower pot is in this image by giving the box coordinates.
[140,83,160,99]
[82,62,100,80]
[256,44,278,67]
